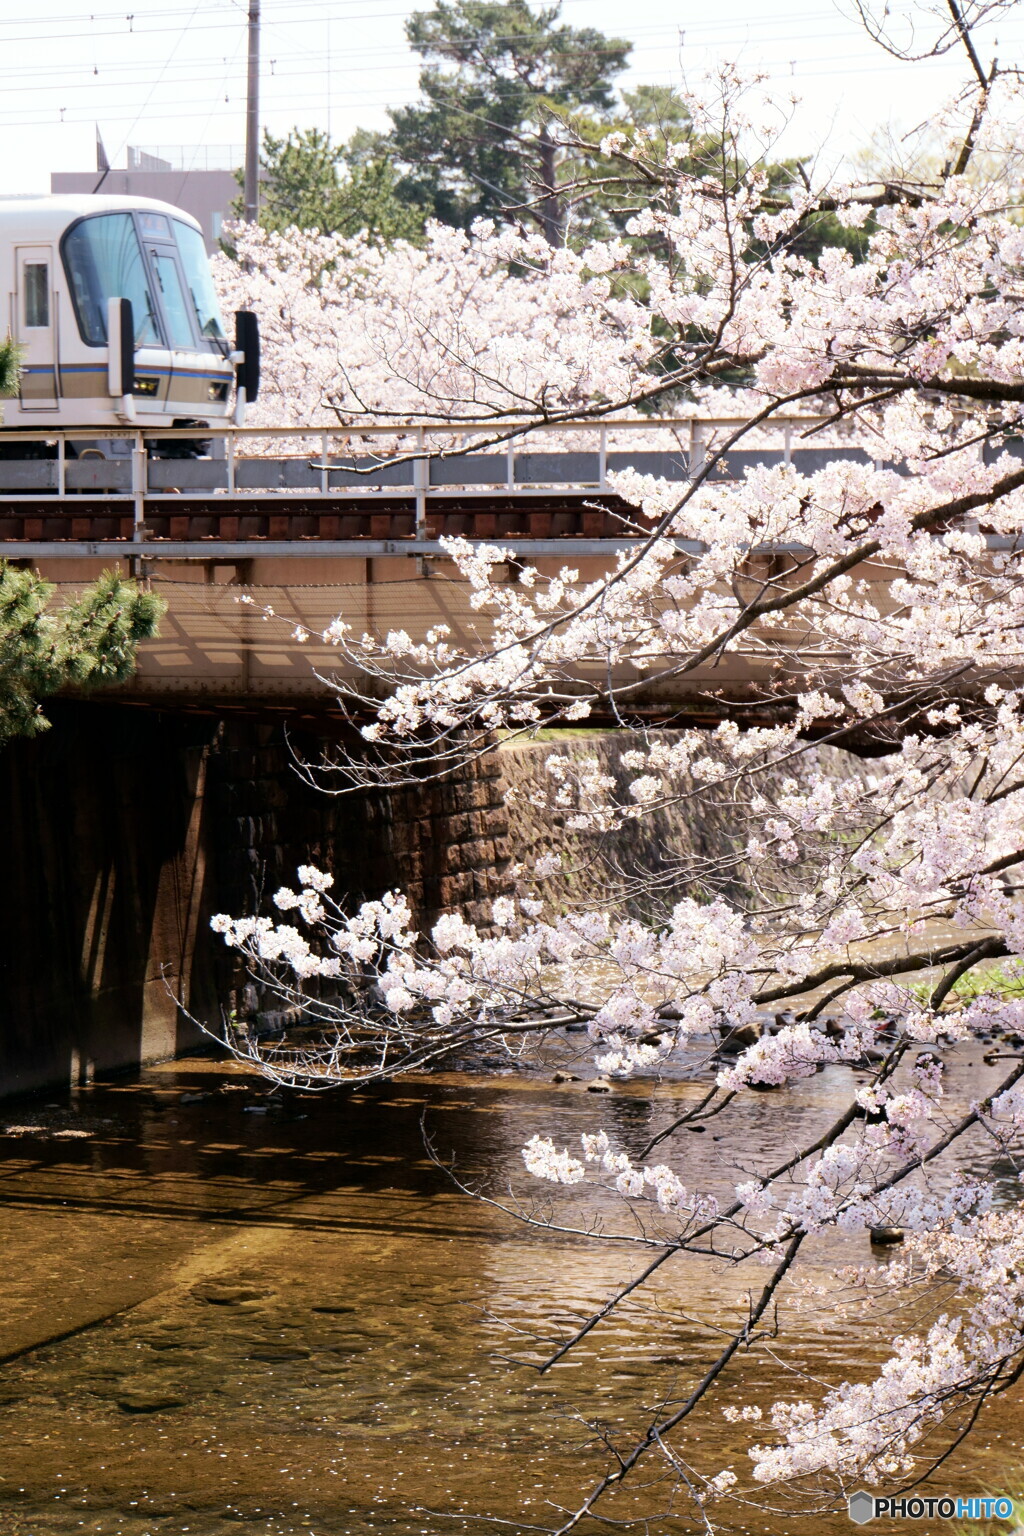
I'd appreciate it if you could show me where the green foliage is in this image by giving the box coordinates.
[388,0,631,240]
[910,961,1024,1009]
[954,1488,1024,1534]
[561,83,724,248]
[240,6,876,268]
[0,335,22,398]
[245,127,429,243]
[0,564,164,745]
[759,160,874,265]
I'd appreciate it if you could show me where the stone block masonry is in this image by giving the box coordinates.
[0,701,514,1098]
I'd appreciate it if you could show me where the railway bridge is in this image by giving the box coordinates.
[0,415,962,721]
[1,416,1017,1096]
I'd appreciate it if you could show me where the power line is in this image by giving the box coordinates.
[0,16,691,79]
[2,50,989,132]
[0,0,407,25]
[0,5,940,48]
[1,34,987,102]
[0,22,880,89]
[3,0,1018,177]
[0,41,703,99]
[3,19,1003,103]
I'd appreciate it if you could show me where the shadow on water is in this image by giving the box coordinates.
[0,1054,1022,1536]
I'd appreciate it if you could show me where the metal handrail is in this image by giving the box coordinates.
[3,416,993,556]
[0,415,829,441]
[0,415,862,549]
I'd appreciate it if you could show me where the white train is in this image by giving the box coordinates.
[0,193,258,443]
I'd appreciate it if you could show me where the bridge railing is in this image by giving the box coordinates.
[0,418,1019,554]
[0,415,865,502]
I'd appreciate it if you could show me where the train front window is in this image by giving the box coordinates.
[173,220,226,344]
[62,213,161,347]
[151,251,195,349]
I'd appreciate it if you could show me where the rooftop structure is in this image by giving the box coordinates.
[50,140,240,253]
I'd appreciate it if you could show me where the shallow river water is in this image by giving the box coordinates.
[1,1045,1022,1536]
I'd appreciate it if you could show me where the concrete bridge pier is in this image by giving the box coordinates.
[0,702,513,1099]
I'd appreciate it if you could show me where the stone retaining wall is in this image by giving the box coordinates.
[0,704,513,1098]
[0,707,860,1098]
[496,731,865,916]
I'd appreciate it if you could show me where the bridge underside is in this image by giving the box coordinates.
[107,567,789,721]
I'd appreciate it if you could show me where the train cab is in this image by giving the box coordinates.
[0,194,258,440]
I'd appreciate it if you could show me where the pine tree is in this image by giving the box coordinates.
[0,565,164,745]
[244,128,428,244]
[0,336,21,398]
[388,0,631,242]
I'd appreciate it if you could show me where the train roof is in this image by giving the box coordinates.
[0,193,204,239]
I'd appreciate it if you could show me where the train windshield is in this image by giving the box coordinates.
[62,213,161,347]
[151,250,196,349]
[173,220,226,342]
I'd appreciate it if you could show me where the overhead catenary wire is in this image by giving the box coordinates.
[0,39,992,121]
[0,22,906,90]
[0,0,982,51]
[0,0,940,32]
[2,0,1016,182]
[3,63,991,132]
[93,0,205,189]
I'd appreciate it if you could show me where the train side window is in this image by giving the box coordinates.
[62,213,161,347]
[23,263,49,328]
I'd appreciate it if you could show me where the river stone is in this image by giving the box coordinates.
[193,1283,272,1305]
[247,1343,312,1361]
[716,1021,761,1052]
[116,1381,190,1412]
[869,1226,905,1245]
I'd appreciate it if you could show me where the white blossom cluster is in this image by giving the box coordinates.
[205,53,1024,1518]
[522,1129,697,1215]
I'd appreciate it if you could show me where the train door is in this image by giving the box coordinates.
[13,246,58,411]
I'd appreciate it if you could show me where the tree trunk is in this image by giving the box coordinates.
[536,126,562,246]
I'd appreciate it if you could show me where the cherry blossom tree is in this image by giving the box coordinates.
[212,216,657,432]
[209,6,1024,1529]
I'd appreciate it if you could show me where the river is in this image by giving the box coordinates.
[1,1042,1022,1535]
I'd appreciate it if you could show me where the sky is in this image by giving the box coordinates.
[1,0,1023,194]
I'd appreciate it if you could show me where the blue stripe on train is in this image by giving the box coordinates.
[24,364,230,380]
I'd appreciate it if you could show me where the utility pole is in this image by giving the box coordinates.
[243,0,260,222]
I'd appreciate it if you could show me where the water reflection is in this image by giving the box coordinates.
[0,1050,1021,1535]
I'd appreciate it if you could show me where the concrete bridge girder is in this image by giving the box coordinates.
[25,546,967,720]
[1,423,1014,717]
